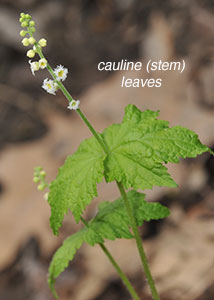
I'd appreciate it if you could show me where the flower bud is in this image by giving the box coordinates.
[33,177,40,183]
[28,37,36,45]
[38,184,45,191]
[21,21,28,27]
[44,192,49,201]
[22,38,30,46]
[35,166,42,172]
[25,14,31,20]
[40,170,46,177]
[20,12,25,17]
[29,20,35,26]
[26,49,35,58]
[20,30,27,37]
[38,38,47,47]
[31,27,36,33]
[33,62,40,70]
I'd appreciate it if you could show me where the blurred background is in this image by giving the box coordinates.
[0,1,213,300]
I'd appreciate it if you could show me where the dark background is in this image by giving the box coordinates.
[0,1,213,300]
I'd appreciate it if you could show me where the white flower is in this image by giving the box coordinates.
[53,65,68,81]
[39,58,47,69]
[67,100,80,110]
[28,60,39,75]
[42,78,57,95]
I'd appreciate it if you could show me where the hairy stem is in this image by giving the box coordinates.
[80,217,141,300]
[116,182,160,300]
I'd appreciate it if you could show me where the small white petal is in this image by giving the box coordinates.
[42,78,57,95]
[53,65,68,81]
[28,60,35,75]
[67,100,80,110]
[28,60,39,75]
[39,58,47,69]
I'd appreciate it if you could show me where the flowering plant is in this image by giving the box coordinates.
[19,12,212,300]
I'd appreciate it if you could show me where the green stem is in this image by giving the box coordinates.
[29,35,158,299]
[116,182,160,300]
[74,108,159,298]
[28,36,108,155]
[99,243,140,300]
[76,108,108,153]
[75,107,160,300]
[64,99,159,300]
[80,217,140,300]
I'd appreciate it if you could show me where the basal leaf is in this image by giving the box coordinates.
[48,136,106,235]
[102,104,210,190]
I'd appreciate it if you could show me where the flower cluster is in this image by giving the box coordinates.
[42,65,68,95]
[33,166,49,191]
[33,167,49,200]
[19,12,80,110]
[19,13,48,75]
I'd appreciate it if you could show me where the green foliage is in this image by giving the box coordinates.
[48,190,170,296]
[48,229,86,298]
[20,12,212,298]
[48,136,106,235]
[46,104,211,298]
[87,190,170,245]
[48,104,210,235]
[102,105,210,189]
[123,105,211,161]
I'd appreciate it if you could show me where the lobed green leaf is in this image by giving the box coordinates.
[102,122,177,189]
[48,104,210,236]
[87,190,170,245]
[123,104,210,162]
[48,136,106,235]
[48,190,170,297]
[102,104,210,189]
[48,229,86,298]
